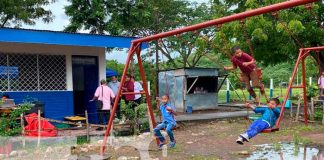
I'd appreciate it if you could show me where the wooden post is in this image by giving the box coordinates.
[147,106,154,134]
[20,113,25,148]
[85,110,90,142]
[295,98,301,122]
[310,98,314,120]
[290,100,293,118]
[37,109,41,147]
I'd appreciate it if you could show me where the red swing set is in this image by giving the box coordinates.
[100,0,322,154]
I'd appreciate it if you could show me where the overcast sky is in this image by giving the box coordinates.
[23,0,209,63]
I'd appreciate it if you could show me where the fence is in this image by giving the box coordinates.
[219,77,315,104]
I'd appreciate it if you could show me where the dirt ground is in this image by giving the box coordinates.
[95,117,324,160]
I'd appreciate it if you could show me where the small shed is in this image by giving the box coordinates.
[158,68,226,112]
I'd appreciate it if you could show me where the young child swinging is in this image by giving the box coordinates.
[236,98,281,145]
[154,95,177,149]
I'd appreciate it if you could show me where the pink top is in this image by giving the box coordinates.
[94,85,115,110]
[318,76,324,89]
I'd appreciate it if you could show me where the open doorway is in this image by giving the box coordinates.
[72,56,99,123]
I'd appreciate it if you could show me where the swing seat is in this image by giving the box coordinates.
[262,127,279,133]
[161,124,179,131]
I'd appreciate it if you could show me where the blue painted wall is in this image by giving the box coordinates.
[3,91,74,120]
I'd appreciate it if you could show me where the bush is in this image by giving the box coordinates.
[314,108,323,121]
[120,100,149,135]
[0,101,32,136]
[306,84,318,99]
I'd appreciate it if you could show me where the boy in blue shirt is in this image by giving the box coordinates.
[236,98,281,145]
[154,95,177,148]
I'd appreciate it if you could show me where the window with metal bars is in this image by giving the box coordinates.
[0,53,67,91]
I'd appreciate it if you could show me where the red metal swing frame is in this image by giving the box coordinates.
[100,0,319,154]
[263,46,324,133]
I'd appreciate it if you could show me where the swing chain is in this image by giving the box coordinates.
[240,19,255,57]
[271,11,304,48]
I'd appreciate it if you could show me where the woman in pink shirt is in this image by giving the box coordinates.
[318,71,324,98]
[90,79,115,129]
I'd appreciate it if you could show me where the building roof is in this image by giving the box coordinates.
[0,27,143,48]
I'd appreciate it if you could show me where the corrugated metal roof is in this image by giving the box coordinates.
[0,27,145,48]
[1,27,139,38]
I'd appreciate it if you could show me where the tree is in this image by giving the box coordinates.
[64,0,110,34]
[64,0,215,69]
[108,0,208,69]
[208,0,324,66]
[0,0,54,27]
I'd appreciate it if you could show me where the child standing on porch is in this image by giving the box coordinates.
[154,95,177,149]
[236,98,281,145]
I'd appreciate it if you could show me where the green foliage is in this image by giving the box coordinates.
[314,108,323,121]
[261,62,293,86]
[106,60,124,77]
[64,0,109,34]
[0,0,54,27]
[288,20,305,34]
[273,142,282,152]
[293,133,312,146]
[120,100,148,135]
[0,101,32,136]
[66,0,323,92]
[251,28,268,43]
[76,135,89,145]
[306,84,318,98]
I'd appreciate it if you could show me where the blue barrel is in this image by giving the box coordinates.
[285,99,291,108]
[186,106,193,114]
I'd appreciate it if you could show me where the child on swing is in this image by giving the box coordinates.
[154,95,177,149]
[236,97,281,145]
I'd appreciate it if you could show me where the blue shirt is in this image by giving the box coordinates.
[160,102,176,125]
[108,81,120,95]
[254,107,281,127]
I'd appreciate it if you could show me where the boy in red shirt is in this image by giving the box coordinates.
[224,46,266,103]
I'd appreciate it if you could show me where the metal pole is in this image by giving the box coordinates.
[309,77,312,86]
[249,80,252,101]
[322,102,324,125]
[132,0,317,43]
[148,81,151,95]
[20,113,25,148]
[270,79,273,98]
[100,42,137,155]
[303,46,324,51]
[37,109,41,147]
[289,77,292,97]
[135,45,158,136]
[155,40,159,96]
[275,49,303,128]
[226,79,230,103]
[302,57,308,125]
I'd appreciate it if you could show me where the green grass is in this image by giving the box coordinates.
[218,88,303,104]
